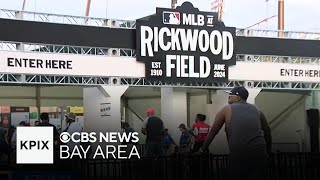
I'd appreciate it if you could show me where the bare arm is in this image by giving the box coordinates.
[260,111,272,154]
[202,107,226,151]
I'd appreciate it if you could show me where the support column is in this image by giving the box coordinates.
[36,86,41,119]
[83,85,128,133]
[246,88,262,104]
[83,85,128,154]
[206,90,229,154]
[186,92,190,127]
[161,87,187,145]
[305,91,320,152]
[306,91,320,110]
[123,97,129,123]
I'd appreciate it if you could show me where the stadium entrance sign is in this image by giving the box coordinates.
[136,2,236,84]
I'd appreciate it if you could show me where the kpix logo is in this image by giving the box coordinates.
[16,127,54,164]
[20,140,49,150]
[163,11,180,25]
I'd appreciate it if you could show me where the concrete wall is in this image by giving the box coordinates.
[0,86,83,107]
[256,92,308,152]
[161,88,188,146]
[0,86,36,106]
[41,86,83,106]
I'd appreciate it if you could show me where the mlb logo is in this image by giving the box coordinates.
[16,127,54,164]
[163,11,180,25]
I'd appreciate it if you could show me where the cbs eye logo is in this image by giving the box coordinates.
[60,132,71,143]
[59,132,93,143]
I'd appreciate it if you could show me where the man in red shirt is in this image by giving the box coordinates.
[190,114,210,153]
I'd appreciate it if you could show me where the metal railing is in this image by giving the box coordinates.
[272,143,300,153]
[236,28,320,40]
[2,41,320,65]
[81,153,320,180]
[0,9,136,29]
[1,9,319,40]
[83,154,229,180]
[0,41,136,57]
[2,153,320,180]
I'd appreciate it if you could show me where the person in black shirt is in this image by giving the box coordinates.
[141,108,164,158]
[37,113,59,145]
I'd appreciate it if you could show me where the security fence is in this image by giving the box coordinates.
[82,153,320,180]
[272,143,300,152]
[1,153,320,180]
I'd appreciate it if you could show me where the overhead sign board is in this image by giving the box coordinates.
[229,62,320,83]
[136,2,236,83]
[0,51,144,78]
[1,51,320,84]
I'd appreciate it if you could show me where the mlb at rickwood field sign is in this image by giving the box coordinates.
[136,2,236,84]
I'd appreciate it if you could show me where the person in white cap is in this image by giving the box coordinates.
[64,112,82,132]
[63,112,82,154]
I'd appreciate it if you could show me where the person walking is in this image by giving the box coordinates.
[37,113,59,143]
[161,128,177,156]
[178,124,191,155]
[199,86,272,180]
[190,114,210,153]
[141,108,164,158]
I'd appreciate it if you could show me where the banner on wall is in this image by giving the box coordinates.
[136,2,236,83]
[68,106,84,116]
[11,107,29,112]
[11,107,30,126]
[100,103,111,117]
[29,112,38,119]
[2,106,11,114]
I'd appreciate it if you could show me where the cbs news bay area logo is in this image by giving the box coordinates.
[136,2,236,84]
[16,127,140,164]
